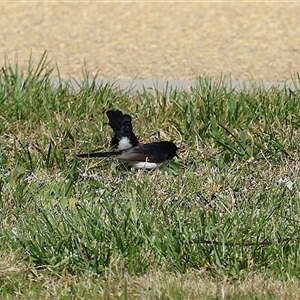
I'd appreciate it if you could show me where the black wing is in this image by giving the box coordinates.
[118,143,169,163]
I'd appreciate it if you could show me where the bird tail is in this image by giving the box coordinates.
[76,151,121,158]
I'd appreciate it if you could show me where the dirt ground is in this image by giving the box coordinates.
[1,2,299,82]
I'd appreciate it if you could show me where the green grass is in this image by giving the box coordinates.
[1,53,300,299]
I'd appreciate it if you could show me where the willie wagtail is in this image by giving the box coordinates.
[76,141,179,170]
[106,110,139,151]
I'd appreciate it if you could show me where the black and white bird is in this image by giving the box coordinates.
[76,141,179,170]
[106,110,139,151]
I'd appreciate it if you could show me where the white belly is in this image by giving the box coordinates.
[130,161,160,170]
[116,137,132,151]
